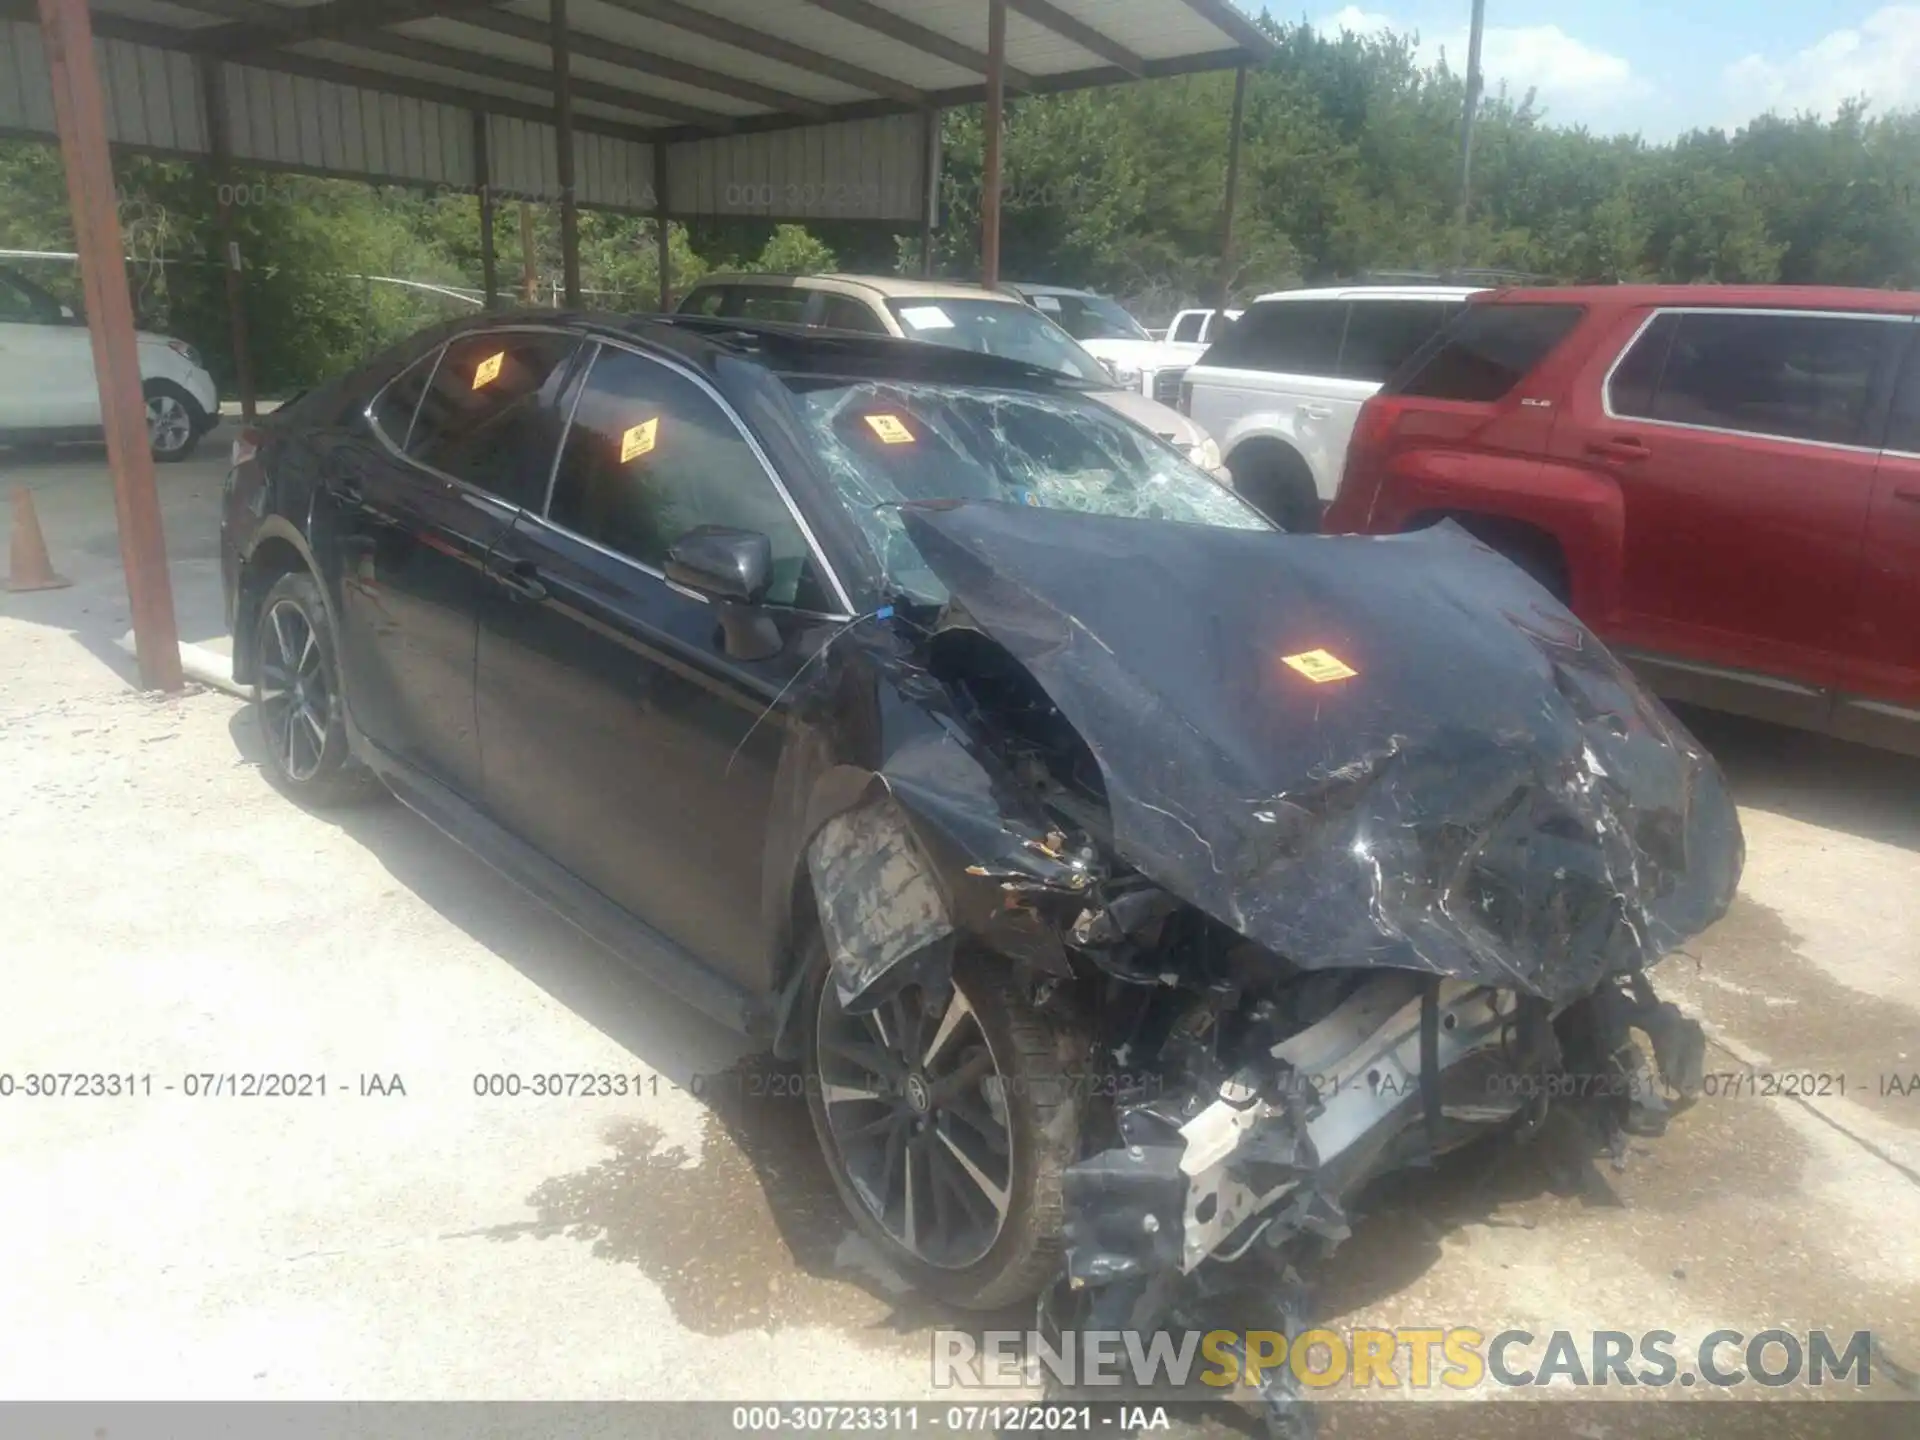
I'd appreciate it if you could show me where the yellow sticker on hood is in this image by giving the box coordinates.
[1283,649,1358,683]
[621,417,659,463]
[472,351,505,388]
[865,413,916,445]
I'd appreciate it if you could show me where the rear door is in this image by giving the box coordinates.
[1190,298,1348,493]
[1572,306,1895,706]
[334,327,581,798]
[1839,325,1920,750]
[474,340,849,994]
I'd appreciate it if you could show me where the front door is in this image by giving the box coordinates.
[331,328,580,798]
[0,271,96,430]
[1565,307,1896,691]
[475,341,848,993]
[1837,325,1920,750]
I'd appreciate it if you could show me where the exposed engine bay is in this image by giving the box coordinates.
[799,501,1740,1424]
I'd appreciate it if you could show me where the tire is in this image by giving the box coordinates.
[1228,443,1322,533]
[803,935,1085,1311]
[251,570,380,806]
[145,379,206,463]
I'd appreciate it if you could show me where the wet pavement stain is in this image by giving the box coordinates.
[482,1055,1008,1351]
[1674,895,1920,1131]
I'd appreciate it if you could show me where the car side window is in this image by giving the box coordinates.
[1171,312,1204,344]
[546,345,831,611]
[731,286,809,323]
[1649,312,1887,446]
[406,331,579,507]
[1887,340,1920,454]
[816,295,887,334]
[1607,312,1680,418]
[0,272,54,323]
[1337,301,1458,383]
[680,287,727,317]
[370,348,442,449]
[1199,300,1347,375]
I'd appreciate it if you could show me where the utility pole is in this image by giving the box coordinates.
[519,201,538,305]
[1455,0,1487,265]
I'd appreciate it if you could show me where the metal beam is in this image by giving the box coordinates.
[1215,63,1245,307]
[456,9,827,117]
[918,105,937,276]
[197,54,257,422]
[37,0,182,690]
[343,31,736,129]
[474,109,499,309]
[1174,0,1278,61]
[653,143,670,312]
[1004,0,1141,76]
[552,0,580,308]
[981,0,1004,288]
[595,0,926,104]
[196,0,509,55]
[799,0,1034,89]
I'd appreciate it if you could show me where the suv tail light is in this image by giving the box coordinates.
[1333,396,1408,528]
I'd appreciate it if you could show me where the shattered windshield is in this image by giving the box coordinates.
[884,299,1112,385]
[783,378,1270,602]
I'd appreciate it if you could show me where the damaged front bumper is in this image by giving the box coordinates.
[1060,966,1707,1307]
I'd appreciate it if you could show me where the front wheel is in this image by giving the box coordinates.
[251,571,380,806]
[145,380,206,463]
[804,939,1085,1311]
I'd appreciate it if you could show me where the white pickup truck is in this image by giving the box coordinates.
[1001,284,1238,407]
[1178,285,1479,530]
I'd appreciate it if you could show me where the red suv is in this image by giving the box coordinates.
[1326,285,1920,755]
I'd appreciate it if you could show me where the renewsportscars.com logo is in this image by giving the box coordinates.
[932,1327,1878,1393]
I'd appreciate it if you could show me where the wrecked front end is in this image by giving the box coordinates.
[802,501,1740,1372]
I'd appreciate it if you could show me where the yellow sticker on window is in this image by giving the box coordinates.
[1282,649,1359,684]
[472,351,505,388]
[621,417,659,463]
[864,413,916,445]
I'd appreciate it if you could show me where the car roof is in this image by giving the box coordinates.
[1484,283,1920,315]
[467,309,1092,393]
[1250,285,1485,303]
[1003,281,1100,299]
[686,271,1024,303]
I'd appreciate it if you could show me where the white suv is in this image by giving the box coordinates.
[1180,285,1480,530]
[0,265,220,462]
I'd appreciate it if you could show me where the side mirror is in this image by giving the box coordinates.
[665,525,772,605]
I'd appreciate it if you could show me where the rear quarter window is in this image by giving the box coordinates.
[1389,302,1585,401]
[1196,299,1346,375]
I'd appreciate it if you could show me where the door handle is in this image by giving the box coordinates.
[1894,486,1920,504]
[486,556,547,602]
[1298,403,1334,420]
[1586,436,1652,463]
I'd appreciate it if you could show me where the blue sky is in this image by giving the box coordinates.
[1260,3,1920,139]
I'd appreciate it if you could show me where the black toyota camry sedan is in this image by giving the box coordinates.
[221,311,1738,1342]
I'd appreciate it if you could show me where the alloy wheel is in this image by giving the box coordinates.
[147,393,193,455]
[258,599,331,783]
[816,976,1014,1269]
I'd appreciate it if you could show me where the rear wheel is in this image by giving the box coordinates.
[251,571,379,806]
[1228,442,1321,533]
[804,938,1084,1310]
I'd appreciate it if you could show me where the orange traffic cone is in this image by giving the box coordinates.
[7,486,71,592]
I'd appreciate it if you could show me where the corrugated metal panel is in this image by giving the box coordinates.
[223,64,471,187]
[575,130,657,211]
[0,23,59,135]
[667,112,920,221]
[488,113,561,202]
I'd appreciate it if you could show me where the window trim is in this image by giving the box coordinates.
[1600,305,1912,455]
[539,336,856,619]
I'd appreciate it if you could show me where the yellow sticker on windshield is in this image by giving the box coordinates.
[621,417,659,463]
[865,413,916,445]
[1283,649,1358,684]
[472,351,505,388]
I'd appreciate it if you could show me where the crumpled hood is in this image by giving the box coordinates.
[901,502,1744,1003]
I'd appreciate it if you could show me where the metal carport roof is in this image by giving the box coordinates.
[1,0,1275,221]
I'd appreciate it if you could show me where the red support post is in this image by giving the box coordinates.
[981,0,1005,288]
[38,0,182,691]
